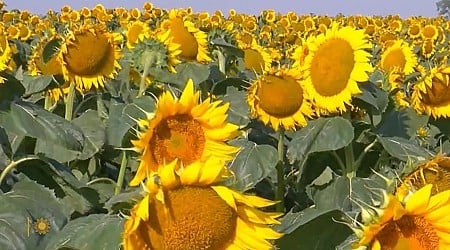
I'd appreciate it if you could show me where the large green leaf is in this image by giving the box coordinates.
[20,75,54,96]
[276,210,352,250]
[287,117,354,167]
[0,101,84,151]
[0,176,69,250]
[377,108,429,139]
[228,139,278,191]
[44,214,124,250]
[354,81,389,114]
[148,62,210,88]
[377,136,432,162]
[222,87,250,127]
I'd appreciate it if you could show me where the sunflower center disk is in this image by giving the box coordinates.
[64,32,112,75]
[170,18,198,60]
[151,114,205,165]
[243,49,264,73]
[382,49,406,72]
[421,78,450,106]
[149,187,237,250]
[310,38,355,96]
[376,215,438,250]
[257,75,303,118]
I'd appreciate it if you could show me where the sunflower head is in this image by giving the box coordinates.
[129,79,240,186]
[125,20,151,49]
[122,159,282,250]
[237,35,272,74]
[0,28,13,73]
[162,9,211,63]
[353,184,450,250]
[28,36,63,76]
[301,23,374,114]
[411,65,450,119]
[58,24,123,91]
[379,40,417,75]
[247,67,313,131]
[396,154,450,201]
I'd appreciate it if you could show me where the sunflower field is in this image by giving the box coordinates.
[2,2,450,249]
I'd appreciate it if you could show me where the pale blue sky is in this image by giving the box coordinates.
[4,0,440,17]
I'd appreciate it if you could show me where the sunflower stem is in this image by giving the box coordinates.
[64,82,76,121]
[217,50,226,75]
[0,155,41,185]
[115,151,128,195]
[44,94,52,111]
[343,112,355,178]
[354,139,378,171]
[275,128,285,212]
[138,52,156,97]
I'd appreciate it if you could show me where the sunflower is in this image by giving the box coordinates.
[379,40,417,75]
[421,39,435,59]
[353,184,450,249]
[162,10,211,63]
[237,35,271,74]
[247,67,313,131]
[396,154,450,201]
[411,65,450,119]
[421,24,438,41]
[122,159,282,250]
[301,23,373,114]
[57,24,122,91]
[28,36,63,76]
[125,20,150,49]
[129,79,240,186]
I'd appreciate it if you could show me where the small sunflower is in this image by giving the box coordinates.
[237,36,271,74]
[421,38,435,59]
[162,10,211,63]
[125,20,150,49]
[379,40,417,75]
[353,185,450,249]
[411,65,450,119]
[122,159,282,250]
[301,23,374,114]
[129,79,240,186]
[407,22,421,39]
[396,154,450,201]
[33,218,51,235]
[247,67,313,131]
[58,24,122,91]
[421,24,438,41]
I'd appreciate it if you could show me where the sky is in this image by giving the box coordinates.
[4,0,440,17]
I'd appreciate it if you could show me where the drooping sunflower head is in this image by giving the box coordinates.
[396,154,450,201]
[127,29,181,74]
[421,38,435,59]
[379,40,417,75]
[247,67,313,131]
[122,159,282,250]
[353,184,450,250]
[302,23,374,114]
[161,9,211,63]
[411,65,450,119]
[58,24,123,91]
[129,79,240,186]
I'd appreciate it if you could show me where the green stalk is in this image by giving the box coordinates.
[114,151,128,195]
[354,139,378,171]
[44,94,52,111]
[343,112,355,178]
[138,51,158,97]
[64,82,76,121]
[217,50,226,75]
[0,156,41,185]
[275,129,285,212]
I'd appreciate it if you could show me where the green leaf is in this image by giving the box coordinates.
[0,101,84,151]
[222,87,250,127]
[72,110,105,160]
[228,139,278,191]
[377,136,432,162]
[148,62,210,88]
[20,75,54,96]
[276,210,352,250]
[287,117,354,166]
[44,214,124,250]
[104,188,142,213]
[354,81,389,113]
[377,108,429,139]
[0,73,25,101]
[42,38,61,64]
[0,176,69,250]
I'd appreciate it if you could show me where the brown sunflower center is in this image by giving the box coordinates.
[421,77,450,106]
[169,18,198,60]
[257,75,304,118]
[375,215,439,250]
[310,38,355,97]
[150,114,205,165]
[63,31,113,76]
[382,48,406,72]
[147,186,237,250]
[244,49,265,73]
[422,26,436,39]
